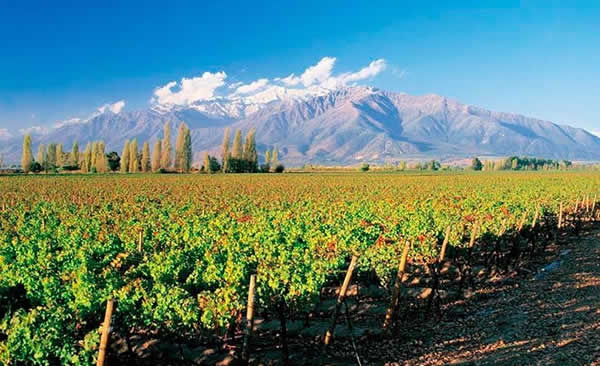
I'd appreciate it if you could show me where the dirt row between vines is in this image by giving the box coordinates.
[323,226,600,366]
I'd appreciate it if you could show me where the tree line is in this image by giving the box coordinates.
[19,123,284,174]
[471,156,572,171]
[201,127,283,174]
[21,123,193,174]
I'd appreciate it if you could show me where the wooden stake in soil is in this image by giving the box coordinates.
[241,274,257,362]
[531,204,540,229]
[324,255,358,345]
[558,202,563,229]
[439,226,451,262]
[97,299,115,366]
[383,243,411,329]
[137,230,143,252]
[468,221,480,249]
[518,211,528,232]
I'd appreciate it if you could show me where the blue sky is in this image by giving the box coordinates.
[0,0,599,135]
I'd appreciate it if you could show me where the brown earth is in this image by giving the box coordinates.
[342,227,600,366]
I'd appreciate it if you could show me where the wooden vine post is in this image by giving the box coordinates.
[531,204,540,229]
[241,274,257,362]
[468,220,480,249]
[518,211,528,231]
[137,230,143,252]
[439,225,451,262]
[324,255,358,345]
[97,299,115,366]
[558,202,563,229]
[383,242,411,329]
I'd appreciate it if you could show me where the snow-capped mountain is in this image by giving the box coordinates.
[2,86,600,165]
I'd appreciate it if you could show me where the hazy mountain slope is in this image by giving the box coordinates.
[1,86,599,165]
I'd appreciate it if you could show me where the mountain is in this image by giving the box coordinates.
[2,86,600,165]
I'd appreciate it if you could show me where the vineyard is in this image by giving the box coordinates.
[0,171,599,365]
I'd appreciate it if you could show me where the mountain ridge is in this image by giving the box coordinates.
[1,86,599,165]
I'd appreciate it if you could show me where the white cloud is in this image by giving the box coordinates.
[151,57,389,110]
[228,81,243,89]
[300,56,336,87]
[277,73,301,86]
[97,100,126,114]
[153,72,227,106]
[232,78,269,95]
[340,59,386,84]
[19,126,50,135]
[0,128,12,140]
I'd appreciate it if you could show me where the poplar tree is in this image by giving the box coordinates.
[174,123,188,172]
[37,144,46,172]
[265,150,271,165]
[20,135,32,172]
[70,141,79,167]
[151,139,161,172]
[161,122,172,169]
[121,140,130,173]
[243,128,257,171]
[21,134,33,173]
[90,142,98,170]
[271,147,278,166]
[141,141,151,172]
[95,141,109,173]
[221,127,231,173]
[81,143,92,173]
[182,127,192,173]
[129,139,139,173]
[203,152,210,173]
[232,129,243,159]
[56,143,64,168]
[46,143,57,171]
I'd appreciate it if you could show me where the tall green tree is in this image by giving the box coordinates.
[182,126,192,173]
[232,129,243,159]
[81,143,92,173]
[265,150,272,165]
[36,144,46,172]
[221,127,231,173]
[95,141,109,173]
[174,123,189,172]
[243,128,257,171]
[129,139,139,173]
[56,144,64,168]
[47,143,57,170]
[90,142,98,170]
[141,141,151,172]
[161,122,172,169]
[21,134,33,173]
[203,152,210,173]
[70,141,79,167]
[121,140,130,173]
[271,146,278,166]
[152,139,161,172]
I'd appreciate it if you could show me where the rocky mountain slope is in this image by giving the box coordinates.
[2,86,599,165]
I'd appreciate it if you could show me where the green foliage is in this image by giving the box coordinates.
[360,163,370,172]
[471,157,483,171]
[0,172,597,362]
[107,151,120,172]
